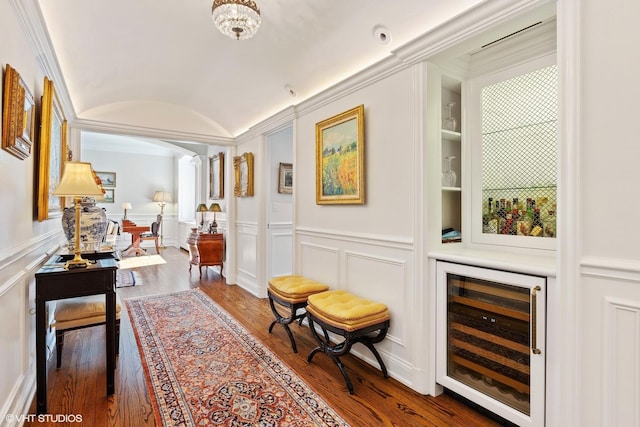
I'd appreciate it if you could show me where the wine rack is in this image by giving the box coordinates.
[437,261,546,427]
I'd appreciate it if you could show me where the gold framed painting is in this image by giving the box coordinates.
[233,152,254,197]
[315,104,365,204]
[2,64,36,160]
[209,152,224,199]
[37,77,67,221]
[278,162,293,194]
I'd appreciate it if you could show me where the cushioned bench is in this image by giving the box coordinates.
[267,275,330,353]
[54,293,122,369]
[306,289,390,394]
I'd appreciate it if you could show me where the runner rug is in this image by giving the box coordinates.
[126,289,349,426]
[116,270,143,288]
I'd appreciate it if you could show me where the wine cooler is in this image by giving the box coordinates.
[436,261,546,426]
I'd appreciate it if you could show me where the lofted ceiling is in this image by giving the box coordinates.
[36,0,485,139]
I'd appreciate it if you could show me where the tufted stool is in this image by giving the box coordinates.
[267,275,330,353]
[54,293,122,369]
[306,289,390,394]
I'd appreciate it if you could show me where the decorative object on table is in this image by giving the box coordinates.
[125,289,348,427]
[121,202,132,219]
[442,155,457,187]
[54,162,105,269]
[2,64,36,160]
[208,203,221,233]
[95,171,116,187]
[209,152,224,199]
[211,0,261,41]
[278,162,293,194]
[196,203,208,230]
[61,196,108,254]
[152,190,171,215]
[315,105,365,205]
[37,77,67,221]
[442,102,457,132]
[233,152,254,197]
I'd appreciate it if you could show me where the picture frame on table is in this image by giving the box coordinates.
[2,64,36,160]
[95,171,116,187]
[37,77,67,221]
[209,152,224,199]
[233,152,254,197]
[278,163,293,194]
[315,104,365,205]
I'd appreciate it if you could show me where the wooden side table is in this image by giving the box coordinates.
[187,230,224,278]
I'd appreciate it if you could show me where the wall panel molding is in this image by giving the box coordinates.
[296,226,413,250]
[582,256,640,284]
[603,297,640,427]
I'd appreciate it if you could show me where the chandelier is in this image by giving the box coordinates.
[211,0,261,41]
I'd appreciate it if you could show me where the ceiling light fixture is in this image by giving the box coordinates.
[212,0,261,41]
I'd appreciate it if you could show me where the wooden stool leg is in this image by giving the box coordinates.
[268,294,302,353]
[56,330,65,369]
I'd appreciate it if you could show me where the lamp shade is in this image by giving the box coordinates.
[209,203,222,212]
[196,203,208,212]
[53,162,103,197]
[153,191,172,203]
[121,202,132,210]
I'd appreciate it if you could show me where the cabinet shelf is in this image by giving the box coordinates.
[443,186,461,192]
[441,129,461,141]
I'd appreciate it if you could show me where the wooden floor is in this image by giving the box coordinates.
[26,247,503,427]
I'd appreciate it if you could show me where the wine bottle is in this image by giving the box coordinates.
[482,197,494,233]
[531,208,543,237]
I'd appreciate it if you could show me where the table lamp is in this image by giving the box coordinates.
[153,191,172,215]
[196,203,208,230]
[208,203,221,233]
[121,202,132,219]
[53,162,104,269]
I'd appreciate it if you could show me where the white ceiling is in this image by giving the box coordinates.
[36,0,484,138]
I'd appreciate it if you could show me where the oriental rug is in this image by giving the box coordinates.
[126,289,349,427]
[116,270,143,288]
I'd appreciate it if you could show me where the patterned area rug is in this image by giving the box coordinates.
[116,270,143,288]
[126,289,349,426]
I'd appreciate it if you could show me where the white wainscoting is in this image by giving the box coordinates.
[296,227,418,389]
[0,233,62,425]
[268,222,292,279]
[236,222,259,296]
[580,256,640,427]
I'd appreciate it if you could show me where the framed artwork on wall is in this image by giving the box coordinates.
[315,104,365,205]
[37,77,67,221]
[233,152,254,197]
[209,152,224,199]
[2,64,36,160]
[103,189,115,203]
[278,162,293,194]
[95,171,116,187]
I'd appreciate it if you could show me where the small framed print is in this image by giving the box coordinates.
[102,188,115,203]
[278,163,293,194]
[95,171,116,187]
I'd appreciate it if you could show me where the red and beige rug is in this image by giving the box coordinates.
[126,289,349,426]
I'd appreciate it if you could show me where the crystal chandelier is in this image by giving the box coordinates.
[211,0,261,41]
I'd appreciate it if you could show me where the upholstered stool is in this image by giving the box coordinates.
[306,289,390,394]
[267,275,330,353]
[54,293,122,369]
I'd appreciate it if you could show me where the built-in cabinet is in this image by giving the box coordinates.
[441,76,463,243]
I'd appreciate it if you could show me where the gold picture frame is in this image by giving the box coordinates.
[233,152,254,197]
[209,152,224,199]
[37,77,67,221]
[2,64,36,160]
[278,162,293,194]
[315,104,365,204]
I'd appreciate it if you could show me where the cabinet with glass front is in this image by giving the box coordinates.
[441,75,462,244]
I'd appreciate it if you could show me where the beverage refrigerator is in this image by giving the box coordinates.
[436,261,546,426]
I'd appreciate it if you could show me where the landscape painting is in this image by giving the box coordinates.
[315,105,365,204]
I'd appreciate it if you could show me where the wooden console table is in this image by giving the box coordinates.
[35,252,118,414]
[187,229,224,278]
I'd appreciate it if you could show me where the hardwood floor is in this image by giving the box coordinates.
[26,247,502,426]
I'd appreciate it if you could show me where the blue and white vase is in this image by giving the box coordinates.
[61,197,108,252]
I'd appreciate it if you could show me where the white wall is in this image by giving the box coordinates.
[578,0,640,425]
